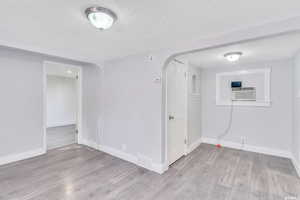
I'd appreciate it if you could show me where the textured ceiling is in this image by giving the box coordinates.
[1,0,300,63]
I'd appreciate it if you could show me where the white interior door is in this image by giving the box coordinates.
[167,62,187,165]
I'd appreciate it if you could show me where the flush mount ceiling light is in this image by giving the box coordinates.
[224,52,243,62]
[67,70,72,74]
[85,7,117,30]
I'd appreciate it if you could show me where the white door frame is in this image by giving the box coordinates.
[165,62,189,167]
[42,61,83,152]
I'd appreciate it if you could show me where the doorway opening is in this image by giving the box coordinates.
[43,61,82,151]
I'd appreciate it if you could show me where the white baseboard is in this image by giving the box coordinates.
[201,137,292,158]
[80,139,165,174]
[291,156,300,177]
[0,148,46,166]
[0,137,297,177]
[99,145,138,164]
[151,162,166,174]
[186,138,202,154]
[202,137,300,178]
[79,139,99,150]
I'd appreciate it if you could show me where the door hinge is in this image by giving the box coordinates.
[75,129,79,134]
[76,75,79,79]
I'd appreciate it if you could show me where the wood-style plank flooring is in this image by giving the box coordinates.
[0,144,299,200]
[47,125,77,150]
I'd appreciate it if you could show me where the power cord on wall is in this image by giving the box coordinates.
[216,100,234,148]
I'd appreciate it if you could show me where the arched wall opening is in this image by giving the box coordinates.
[161,30,300,171]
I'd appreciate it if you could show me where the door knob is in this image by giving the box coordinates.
[169,115,175,120]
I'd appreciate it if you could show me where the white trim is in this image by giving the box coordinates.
[291,156,300,177]
[218,101,271,107]
[99,145,138,165]
[184,71,189,157]
[186,138,202,154]
[76,66,83,144]
[43,64,47,152]
[151,163,167,174]
[43,61,83,151]
[164,65,169,167]
[201,137,291,158]
[79,139,99,150]
[81,140,165,174]
[0,148,45,166]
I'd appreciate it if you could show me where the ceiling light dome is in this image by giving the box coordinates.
[85,7,117,30]
[224,52,243,62]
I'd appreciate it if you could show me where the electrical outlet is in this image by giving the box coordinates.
[121,144,127,151]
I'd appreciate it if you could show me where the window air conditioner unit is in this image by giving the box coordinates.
[231,81,256,101]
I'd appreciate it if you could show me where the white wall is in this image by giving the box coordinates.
[187,65,202,146]
[0,48,294,172]
[0,49,44,157]
[99,55,294,170]
[47,76,77,127]
[201,59,293,153]
[0,46,100,163]
[102,53,170,165]
[293,53,300,164]
[1,19,299,169]
[100,54,202,169]
[81,65,102,144]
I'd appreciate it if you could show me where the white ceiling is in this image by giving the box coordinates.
[177,32,300,68]
[1,0,300,64]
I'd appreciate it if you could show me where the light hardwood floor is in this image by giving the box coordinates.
[47,125,77,150]
[0,144,299,200]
